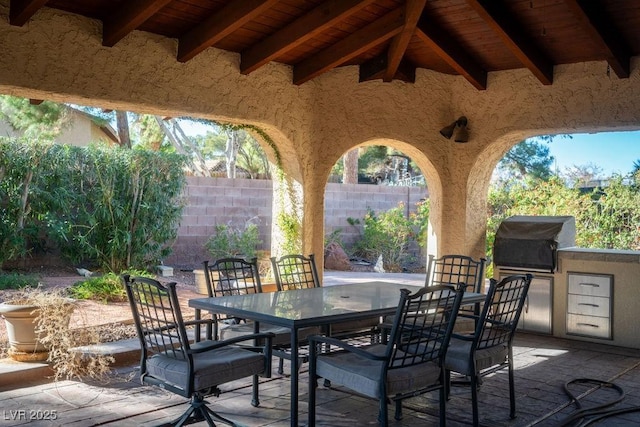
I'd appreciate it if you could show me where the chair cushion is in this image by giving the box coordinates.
[316,344,441,399]
[444,337,508,375]
[219,322,320,347]
[146,345,265,392]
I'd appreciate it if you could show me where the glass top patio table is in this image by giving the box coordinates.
[189,281,485,426]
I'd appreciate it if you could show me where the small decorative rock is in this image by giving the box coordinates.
[374,255,385,273]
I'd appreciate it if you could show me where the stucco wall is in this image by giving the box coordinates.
[1,3,640,272]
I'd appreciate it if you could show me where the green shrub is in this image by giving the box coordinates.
[69,270,152,303]
[348,202,421,272]
[0,139,187,272]
[0,273,39,290]
[324,229,344,249]
[205,223,262,260]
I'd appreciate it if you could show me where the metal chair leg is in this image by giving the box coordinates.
[471,374,479,427]
[251,374,260,407]
[508,348,516,419]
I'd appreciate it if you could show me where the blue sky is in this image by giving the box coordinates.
[546,131,640,177]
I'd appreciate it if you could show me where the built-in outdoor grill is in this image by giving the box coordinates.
[493,215,576,272]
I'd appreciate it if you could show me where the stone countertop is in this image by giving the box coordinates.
[558,247,640,263]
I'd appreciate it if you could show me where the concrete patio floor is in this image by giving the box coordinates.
[1,272,639,426]
[1,332,639,426]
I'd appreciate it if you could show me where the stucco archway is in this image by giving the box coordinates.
[317,138,446,269]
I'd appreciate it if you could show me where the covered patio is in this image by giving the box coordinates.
[2,2,640,426]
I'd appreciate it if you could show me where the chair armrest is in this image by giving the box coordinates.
[308,335,385,361]
[188,332,276,354]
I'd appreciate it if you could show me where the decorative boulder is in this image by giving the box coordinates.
[324,242,352,271]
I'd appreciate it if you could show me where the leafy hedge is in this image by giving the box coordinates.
[348,200,429,272]
[486,176,640,276]
[0,138,186,272]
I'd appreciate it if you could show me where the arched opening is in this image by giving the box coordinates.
[322,139,441,274]
[485,131,640,266]
[0,95,305,275]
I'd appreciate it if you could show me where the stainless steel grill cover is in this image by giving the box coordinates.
[493,216,576,272]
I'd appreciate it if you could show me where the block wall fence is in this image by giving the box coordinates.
[164,176,428,268]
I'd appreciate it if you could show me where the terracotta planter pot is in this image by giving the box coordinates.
[0,300,75,360]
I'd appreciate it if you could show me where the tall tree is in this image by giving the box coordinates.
[562,163,604,188]
[497,138,554,181]
[225,129,239,178]
[115,110,131,148]
[343,148,359,184]
[235,132,271,179]
[0,95,70,139]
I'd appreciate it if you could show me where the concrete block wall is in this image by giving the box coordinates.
[164,177,428,268]
[165,177,273,267]
[324,182,428,248]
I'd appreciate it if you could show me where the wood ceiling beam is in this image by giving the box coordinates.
[466,0,553,85]
[9,0,48,26]
[383,0,425,82]
[177,0,278,63]
[360,54,416,83]
[564,0,630,78]
[415,16,487,90]
[102,0,173,47]
[383,0,426,82]
[241,0,376,75]
[293,7,405,85]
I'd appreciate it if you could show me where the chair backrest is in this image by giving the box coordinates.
[203,257,262,297]
[474,274,533,351]
[271,254,320,291]
[386,283,466,369]
[426,254,486,293]
[123,275,191,364]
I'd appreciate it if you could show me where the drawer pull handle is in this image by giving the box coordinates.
[576,323,599,328]
[578,303,599,307]
[579,282,600,287]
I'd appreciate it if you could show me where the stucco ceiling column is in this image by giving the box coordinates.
[300,173,327,280]
[434,164,472,257]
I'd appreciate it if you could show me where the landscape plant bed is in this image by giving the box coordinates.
[0,268,200,360]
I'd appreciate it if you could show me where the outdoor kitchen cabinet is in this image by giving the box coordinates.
[566,272,612,340]
[516,276,553,334]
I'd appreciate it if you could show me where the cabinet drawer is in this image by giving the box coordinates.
[567,314,611,339]
[567,295,610,317]
[568,274,611,297]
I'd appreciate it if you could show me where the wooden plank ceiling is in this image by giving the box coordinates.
[8,0,640,89]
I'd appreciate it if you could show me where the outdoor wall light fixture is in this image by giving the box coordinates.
[439,116,469,143]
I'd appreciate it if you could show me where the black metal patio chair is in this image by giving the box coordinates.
[271,253,381,347]
[426,254,486,291]
[444,273,533,426]
[123,274,273,427]
[200,257,296,375]
[268,254,326,374]
[426,254,487,331]
[308,283,466,427]
[270,253,321,291]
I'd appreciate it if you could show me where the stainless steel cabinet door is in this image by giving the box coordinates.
[517,276,553,334]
